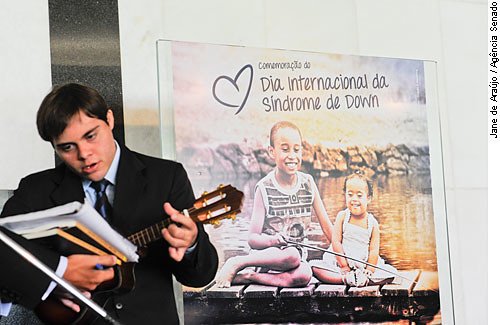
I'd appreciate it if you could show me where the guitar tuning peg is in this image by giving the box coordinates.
[202,191,208,196]
[210,219,221,227]
[218,184,224,189]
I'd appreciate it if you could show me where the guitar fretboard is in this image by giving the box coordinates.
[127,207,196,247]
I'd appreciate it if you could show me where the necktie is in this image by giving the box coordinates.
[90,180,113,220]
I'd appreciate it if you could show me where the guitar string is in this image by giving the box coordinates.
[127,187,240,246]
[127,207,197,246]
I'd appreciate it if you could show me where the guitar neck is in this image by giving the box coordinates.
[127,207,195,247]
[126,185,243,247]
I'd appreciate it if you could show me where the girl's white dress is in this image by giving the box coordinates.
[310,209,398,283]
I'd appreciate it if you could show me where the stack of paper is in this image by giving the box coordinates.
[0,201,139,262]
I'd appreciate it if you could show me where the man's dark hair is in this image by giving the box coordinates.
[37,83,109,142]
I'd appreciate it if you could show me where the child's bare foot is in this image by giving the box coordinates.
[215,257,242,288]
[232,272,254,285]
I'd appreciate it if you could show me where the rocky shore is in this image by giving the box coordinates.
[178,142,430,179]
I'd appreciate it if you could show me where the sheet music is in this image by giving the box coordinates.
[0,201,139,262]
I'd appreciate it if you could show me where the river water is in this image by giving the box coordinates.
[194,173,438,272]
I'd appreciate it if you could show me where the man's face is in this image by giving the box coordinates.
[53,110,117,182]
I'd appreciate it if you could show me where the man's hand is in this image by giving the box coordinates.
[59,290,91,313]
[63,255,116,291]
[161,202,198,262]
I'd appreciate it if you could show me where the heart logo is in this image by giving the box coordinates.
[212,64,253,115]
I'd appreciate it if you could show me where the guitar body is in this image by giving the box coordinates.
[35,263,136,325]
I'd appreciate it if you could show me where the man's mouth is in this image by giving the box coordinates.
[82,162,98,173]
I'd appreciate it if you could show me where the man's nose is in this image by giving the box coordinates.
[78,143,92,160]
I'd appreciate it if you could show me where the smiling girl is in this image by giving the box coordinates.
[311,171,398,287]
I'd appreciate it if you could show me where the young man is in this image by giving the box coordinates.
[0,83,218,324]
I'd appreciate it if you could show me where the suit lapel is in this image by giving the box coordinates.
[112,146,147,234]
[50,165,85,205]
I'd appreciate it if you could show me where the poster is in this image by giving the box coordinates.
[158,41,450,324]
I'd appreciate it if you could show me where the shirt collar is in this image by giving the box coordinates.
[82,140,120,188]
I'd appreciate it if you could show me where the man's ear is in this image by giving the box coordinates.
[106,109,115,130]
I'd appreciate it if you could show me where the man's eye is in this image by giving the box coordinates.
[59,144,74,152]
[86,133,96,140]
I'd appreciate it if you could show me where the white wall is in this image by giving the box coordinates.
[118,1,486,324]
[0,1,54,189]
[0,1,486,324]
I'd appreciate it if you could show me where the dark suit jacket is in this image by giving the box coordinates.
[1,146,219,324]
[0,227,60,308]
